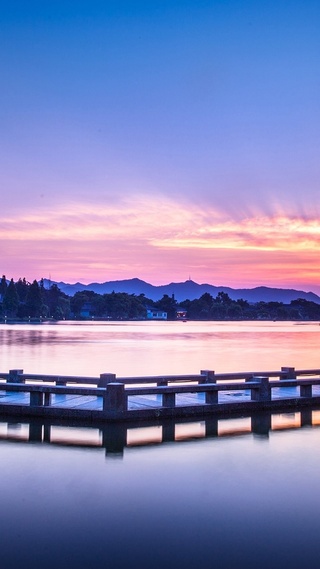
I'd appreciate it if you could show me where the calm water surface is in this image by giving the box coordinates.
[1,321,320,569]
[1,320,320,376]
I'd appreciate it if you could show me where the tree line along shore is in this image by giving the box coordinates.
[1,275,320,322]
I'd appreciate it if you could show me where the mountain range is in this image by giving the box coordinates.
[43,278,320,304]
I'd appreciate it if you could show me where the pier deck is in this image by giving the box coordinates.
[1,385,318,411]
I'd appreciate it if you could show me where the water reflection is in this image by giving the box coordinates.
[1,321,320,377]
[1,408,319,459]
[2,322,320,569]
[2,411,320,569]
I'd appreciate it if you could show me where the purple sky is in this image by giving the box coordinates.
[1,1,320,291]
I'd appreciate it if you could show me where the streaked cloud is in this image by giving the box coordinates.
[2,195,320,248]
[1,1,320,293]
[1,195,320,291]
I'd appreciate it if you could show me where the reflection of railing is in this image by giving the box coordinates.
[0,408,319,458]
[0,367,320,422]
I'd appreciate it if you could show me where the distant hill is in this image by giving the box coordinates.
[42,278,320,304]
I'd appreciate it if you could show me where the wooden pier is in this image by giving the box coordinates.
[1,366,320,422]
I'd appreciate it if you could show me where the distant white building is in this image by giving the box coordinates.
[146,308,167,320]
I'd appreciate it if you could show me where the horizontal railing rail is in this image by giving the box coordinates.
[0,383,105,396]
[1,366,320,388]
[2,375,320,410]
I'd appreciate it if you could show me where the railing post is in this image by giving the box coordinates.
[103,383,126,414]
[44,392,52,406]
[281,366,296,379]
[30,391,44,406]
[99,373,116,387]
[251,376,271,402]
[8,369,24,383]
[300,383,312,398]
[201,370,218,404]
[205,387,218,405]
[162,391,175,408]
[200,370,215,383]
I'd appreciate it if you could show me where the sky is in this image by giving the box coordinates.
[1,0,320,292]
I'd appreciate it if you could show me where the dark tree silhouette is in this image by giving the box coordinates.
[3,279,19,316]
[25,280,43,317]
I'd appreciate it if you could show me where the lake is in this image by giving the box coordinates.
[1,320,320,376]
[1,321,320,569]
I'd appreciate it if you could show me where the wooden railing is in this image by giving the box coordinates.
[1,366,320,387]
[107,375,320,413]
[0,367,320,421]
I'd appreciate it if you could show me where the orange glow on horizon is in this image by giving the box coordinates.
[1,195,320,293]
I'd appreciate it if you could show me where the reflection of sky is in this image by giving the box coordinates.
[1,427,320,569]
[1,321,320,376]
[1,1,320,291]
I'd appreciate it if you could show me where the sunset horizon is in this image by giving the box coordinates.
[1,1,319,296]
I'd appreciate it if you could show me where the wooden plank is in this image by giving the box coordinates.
[62,397,102,411]
[0,394,29,404]
[50,395,100,409]
[128,396,161,409]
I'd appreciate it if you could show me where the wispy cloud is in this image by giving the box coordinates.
[153,215,320,252]
[2,196,320,248]
[1,195,320,290]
